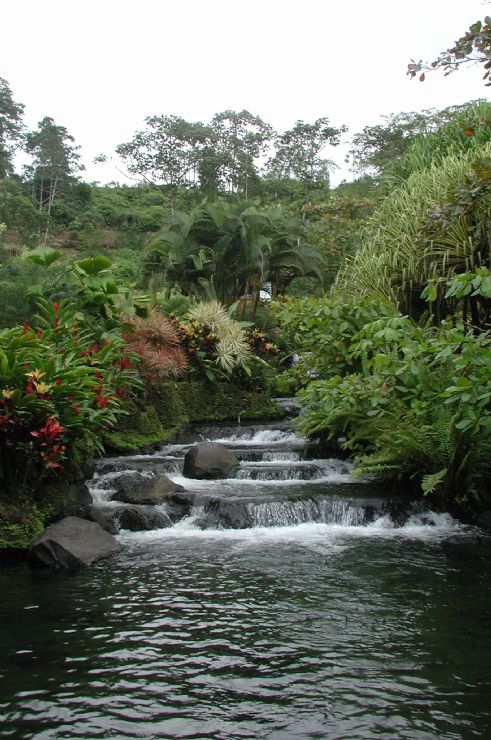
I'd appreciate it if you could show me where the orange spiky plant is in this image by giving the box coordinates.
[124,309,187,384]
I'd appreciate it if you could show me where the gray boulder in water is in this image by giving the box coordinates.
[476,511,491,531]
[112,475,185,505]
[200,498,252,529]
[87,505,119,535]
[116,505,173,531]
[183,442,238,479]
[28,516,121,569]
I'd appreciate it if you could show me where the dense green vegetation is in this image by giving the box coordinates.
[1,35,491,551]
[274,101,491,512]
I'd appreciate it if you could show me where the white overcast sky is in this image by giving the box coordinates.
[2,0,489,185]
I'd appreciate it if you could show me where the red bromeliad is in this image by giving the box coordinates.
[30,417,64,444]
[30,417,66,471]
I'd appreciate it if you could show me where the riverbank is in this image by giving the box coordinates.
[2,414,491,737]
[0,381,286,553]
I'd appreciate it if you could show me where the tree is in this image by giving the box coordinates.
[267,118,346,189]
[0,179,38,236]
[347,104,489,178]
[0,77,25,178]
[302,191,375,286]
[210,110,273,196]
[144,201,324,311]
[408,13,491,84]
[116,110,274,199]
[116,115,231,203]
[117,115,202,188]
[24,117,83,235]
[347,111,433,176]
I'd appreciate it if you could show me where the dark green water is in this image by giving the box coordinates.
[1,525,490,739]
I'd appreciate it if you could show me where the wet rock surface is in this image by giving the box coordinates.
[476,510,491,531]
[111,475,185,505]
[87,505,119,535]
[115,505,173,532]
[183,441,239,479]
[28,516,121,569]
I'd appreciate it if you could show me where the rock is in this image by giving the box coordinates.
[61,483,93,518]
[116,505,173,531]
[112,475,185,505]
[166,492,194,521]
[183,442,239,479]
[199,498,252,529]
[476,511,491,532]
[87,505,119,535]
[443,534,483,548]
[109,470,150,491]
[442,533,491,560]
[28,516,121,569]
[81,458,96,480]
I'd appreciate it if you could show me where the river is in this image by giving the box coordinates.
[1,417,490,739]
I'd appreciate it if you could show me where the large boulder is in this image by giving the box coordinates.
[103,470,150,491]
[476,511,491,532]
[116,505,173,531]
[112,475,185,505]
[166,491,194,521]
[87,505,119,535]
[183,442,238,479]
[61,483,93,518]
[442,533,491,560]
[199,497,252,529]
[28,516,121,569]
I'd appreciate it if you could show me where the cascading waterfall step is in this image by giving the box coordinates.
[86,417,440,534]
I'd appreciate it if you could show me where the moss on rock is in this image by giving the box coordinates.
[103,381,285,454]
[179,382,285,422]
[0,499,45,551]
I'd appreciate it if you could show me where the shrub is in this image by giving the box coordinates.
[0,298,140,493]
[295,311,491,507]
[271,293,397,393]
[124,309,187,385]
[178,301,252,382]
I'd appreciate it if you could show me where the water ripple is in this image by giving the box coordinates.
[1,534,490,738]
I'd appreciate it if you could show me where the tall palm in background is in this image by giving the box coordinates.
[144,201,324,313]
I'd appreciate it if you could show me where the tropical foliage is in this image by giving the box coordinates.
[178,300,252,381]
[124,309,188,384]
[335,136,491,319]
[408,14,491,85]
[275,296,491,506]
[1,69,490,514]
[0,298,140,492]
[276,105,491,509]
[144,200,324,310]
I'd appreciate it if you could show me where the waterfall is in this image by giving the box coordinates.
[87,416,455,535]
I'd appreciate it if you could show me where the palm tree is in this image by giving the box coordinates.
[144,200,325,313]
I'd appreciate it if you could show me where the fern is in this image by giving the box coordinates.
[421,468,448,495]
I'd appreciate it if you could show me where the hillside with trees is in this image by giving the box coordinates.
[1,14,491,551]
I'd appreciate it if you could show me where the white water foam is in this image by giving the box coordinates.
[213,429,306,446]
[167,471,354,489]
[88,468,155,506]
[118,510,468,547]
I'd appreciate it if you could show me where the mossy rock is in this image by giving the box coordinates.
[0,499,45,551]
[102,402,169,453]
[102,381,285,454]
[102,382,190,453]
[179,382,285,422]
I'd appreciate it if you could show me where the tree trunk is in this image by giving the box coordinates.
[252,287,261,319]
[241,280,250,320]
[43,175,58,244]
